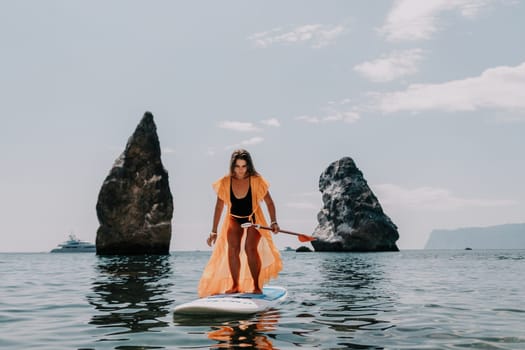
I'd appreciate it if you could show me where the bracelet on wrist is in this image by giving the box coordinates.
[271,221,278,226]
[210,231,217,236]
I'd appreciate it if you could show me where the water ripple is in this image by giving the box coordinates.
[1,250,525,349]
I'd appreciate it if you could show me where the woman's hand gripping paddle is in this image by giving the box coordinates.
[241,223,317,242]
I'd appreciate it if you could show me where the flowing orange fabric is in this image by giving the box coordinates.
[198,175,283,297]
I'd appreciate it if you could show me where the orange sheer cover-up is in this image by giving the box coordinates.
[198,175,283,297]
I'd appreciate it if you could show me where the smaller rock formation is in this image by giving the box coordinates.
[96,112,173,255]
[312,157,399,252]
[296,246,313,252]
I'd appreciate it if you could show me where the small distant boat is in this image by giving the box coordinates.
[50,234,96,253]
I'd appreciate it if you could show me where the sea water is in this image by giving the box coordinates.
[1,250,524,349]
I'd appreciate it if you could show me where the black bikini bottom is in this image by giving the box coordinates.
[231,214,256,225]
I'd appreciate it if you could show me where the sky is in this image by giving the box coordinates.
[1,0,524,252]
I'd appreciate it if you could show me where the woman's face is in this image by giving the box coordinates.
[233,159,248,178]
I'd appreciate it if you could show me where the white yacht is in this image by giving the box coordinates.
[50,234,96,253]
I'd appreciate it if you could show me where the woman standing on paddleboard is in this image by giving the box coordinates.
[198,149,282,297]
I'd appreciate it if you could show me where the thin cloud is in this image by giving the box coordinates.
[293,191,321,198]
[286,201,318,210]
[206,147,216,156]
[296,110,360,124]
[261,118,281,127]
[354,49,425,82]
[286,191,321,210]
[162,147,176,155]
[218,118,279,151]
[241,136,264,145]
[379,0,496,42]
[375,183,517,211]
[218,121,262,132]
[373,61,525,114]
[249,24,345,49]
[225,137,265,150]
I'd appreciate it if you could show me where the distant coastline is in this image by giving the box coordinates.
[425,223,525,249]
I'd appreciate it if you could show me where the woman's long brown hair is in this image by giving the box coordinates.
[229,149,259,176]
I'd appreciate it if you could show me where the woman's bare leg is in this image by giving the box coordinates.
[226,218,243,293]
[245,227,262,293]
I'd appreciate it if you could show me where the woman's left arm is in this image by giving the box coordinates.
[263,192,280,233]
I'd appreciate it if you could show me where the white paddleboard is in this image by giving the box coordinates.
[173,286,287,315]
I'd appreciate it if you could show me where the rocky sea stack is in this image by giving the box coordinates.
[96,112,174,255]
[312,157,399,252]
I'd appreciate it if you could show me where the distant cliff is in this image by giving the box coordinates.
[425,223,525,249]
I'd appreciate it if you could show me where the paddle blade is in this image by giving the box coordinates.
[298,234,316,242]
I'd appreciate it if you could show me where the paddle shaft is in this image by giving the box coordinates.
[250,224,314,239]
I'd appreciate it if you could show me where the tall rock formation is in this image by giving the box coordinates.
[312,157,399,252]
[96,112,173,255]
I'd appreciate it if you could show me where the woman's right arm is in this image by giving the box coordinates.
[207,196,224,246]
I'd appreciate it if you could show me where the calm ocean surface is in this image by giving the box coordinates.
[1,250,524,349]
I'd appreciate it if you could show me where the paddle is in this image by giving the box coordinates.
[240,223,316,242]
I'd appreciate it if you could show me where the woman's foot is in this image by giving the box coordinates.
[252,287,262,294]
[225,286,239,294]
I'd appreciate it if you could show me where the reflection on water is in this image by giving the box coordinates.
[313,254,394,348]
[3,251,522,348]
[87,255,173,338]
[171,253,395,349]
[319,254,385,298]
[174,309,280,349]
